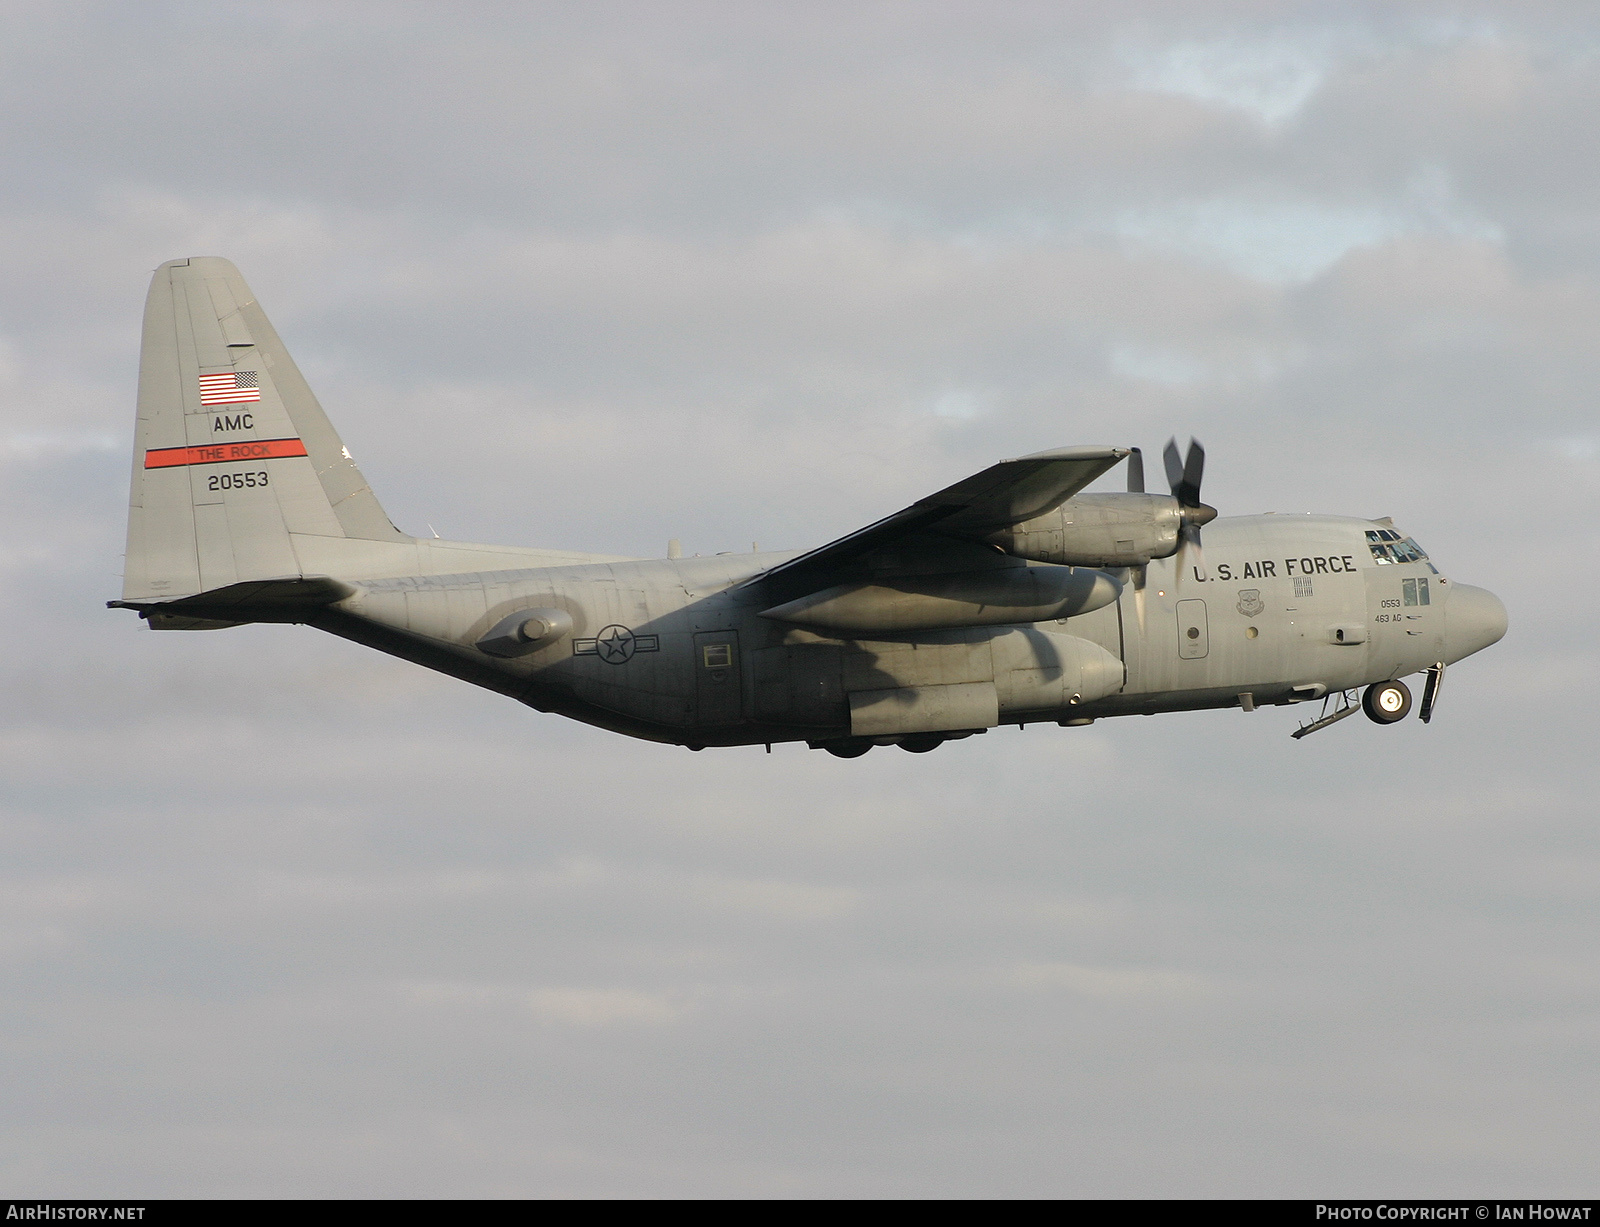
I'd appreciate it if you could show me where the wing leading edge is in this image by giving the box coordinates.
[756,445,1129,589]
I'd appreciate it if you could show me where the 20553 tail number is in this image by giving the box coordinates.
[208,470,269,491]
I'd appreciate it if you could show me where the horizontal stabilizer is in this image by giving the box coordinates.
[109,575,356,627]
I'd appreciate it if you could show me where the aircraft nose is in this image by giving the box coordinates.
[1443,583,1507,663]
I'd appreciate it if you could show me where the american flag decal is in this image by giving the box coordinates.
[198,371,261,405]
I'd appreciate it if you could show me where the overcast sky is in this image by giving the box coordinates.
[2,0,1597,1198]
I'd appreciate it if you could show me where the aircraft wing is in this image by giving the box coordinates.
[760,445,1128,588]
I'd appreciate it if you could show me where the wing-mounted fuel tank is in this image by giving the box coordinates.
[985,492,1184,566]
[759,564,1121,634]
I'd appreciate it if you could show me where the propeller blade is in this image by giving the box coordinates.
[1165,435,1216,592]
[1171,519,1211,590]
[1184,524,1207,583]
[1126,447,1145,494]
[1162,437,1184,497]
[1131,562,1147,634]
[1180,438,1205,505]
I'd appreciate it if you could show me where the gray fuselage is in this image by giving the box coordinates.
[313,512,1504,749]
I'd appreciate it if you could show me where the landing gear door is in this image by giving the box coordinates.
[694,630,743,725]
[1177,599,1209,659]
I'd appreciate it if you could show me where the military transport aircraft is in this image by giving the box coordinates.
[111,258,1507,755]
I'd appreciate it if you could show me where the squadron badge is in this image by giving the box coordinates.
[1236,588,1264,618]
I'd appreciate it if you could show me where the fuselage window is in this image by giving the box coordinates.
[1402,577,1431,606]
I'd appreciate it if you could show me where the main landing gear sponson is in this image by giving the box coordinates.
[1363,679,1412,724]
[823,741,872,758]
[817,735,946,756]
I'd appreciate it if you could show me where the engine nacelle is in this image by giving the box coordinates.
[986,492,1183,566]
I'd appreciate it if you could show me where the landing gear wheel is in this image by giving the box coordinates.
[898,735,944,754]
[1363,680,1412,724]
[824,741,872,758]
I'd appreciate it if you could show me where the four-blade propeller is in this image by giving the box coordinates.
[1162,437,1216,586]
[1123,438,1218,630]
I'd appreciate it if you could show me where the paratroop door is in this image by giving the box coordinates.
[693,630,742,725]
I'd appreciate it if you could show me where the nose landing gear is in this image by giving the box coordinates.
[1362,680,1412,724]
[1291,680,1416,739]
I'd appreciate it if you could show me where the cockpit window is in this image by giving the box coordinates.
[1366,528,1428,565]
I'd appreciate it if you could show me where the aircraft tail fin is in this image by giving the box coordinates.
[122,257,409,604]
